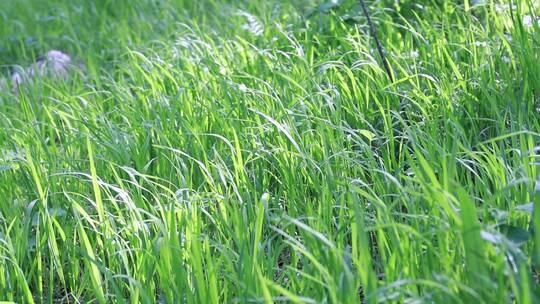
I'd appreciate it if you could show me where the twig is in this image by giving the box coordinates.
[359,0,394,81]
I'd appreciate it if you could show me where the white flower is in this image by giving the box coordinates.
[495,4,516,13]
[523,15,533,27]
[474,41,488,47]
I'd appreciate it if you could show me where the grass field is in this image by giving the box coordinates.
[0,0,539,302]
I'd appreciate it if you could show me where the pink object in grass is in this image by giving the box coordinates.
[10,50,76,94]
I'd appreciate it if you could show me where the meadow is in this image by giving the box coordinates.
[0,0,539,302]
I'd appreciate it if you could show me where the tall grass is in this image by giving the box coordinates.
[0,0,539,302]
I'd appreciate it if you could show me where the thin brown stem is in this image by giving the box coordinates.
[359,0,394,81]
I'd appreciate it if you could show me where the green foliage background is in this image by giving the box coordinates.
[0,0,539,302]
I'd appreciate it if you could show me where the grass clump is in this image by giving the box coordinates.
[0,0,539,302]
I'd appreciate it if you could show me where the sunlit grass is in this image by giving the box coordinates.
[0,0,539,302]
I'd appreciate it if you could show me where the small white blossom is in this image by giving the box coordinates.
[238,83,248,92]
[474,41,488,47]
[523,15,533,27]
[495,4,516,13]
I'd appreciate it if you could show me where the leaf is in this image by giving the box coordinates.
[456,186,488,289]
[359,129,376,141]
[0,164,12,172]
[515,202,534,214]
[480,230,503,245]
[341,3,363,23]
[319,0,343,12]
[306,0,345,18]
[499,225,531,245]
[77,222,106,304]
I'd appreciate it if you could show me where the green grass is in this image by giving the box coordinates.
[0,0,539,302]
